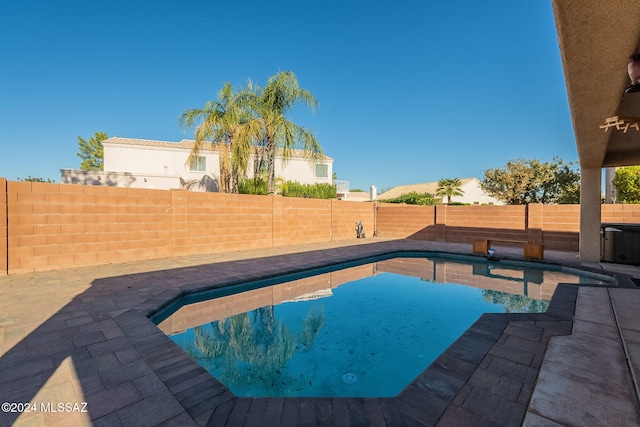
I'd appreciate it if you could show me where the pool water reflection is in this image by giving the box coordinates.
[157,256,608,397]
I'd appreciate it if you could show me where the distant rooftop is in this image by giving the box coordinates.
[378,178,480,200]
[103,137,333,160]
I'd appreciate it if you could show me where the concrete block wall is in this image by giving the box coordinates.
[273,197,332,247]
[442,205,526,243]
[539,204,580,251]
[374,203,638,253]
[180,191,273,255]
[376,204,529,244]
[5,179,640,275]
[602,204,640,223]
[2,181,377,274]
[7,181,174,274]
[0,179,6,275]
[331,200,375,240]
[375,204,436,240]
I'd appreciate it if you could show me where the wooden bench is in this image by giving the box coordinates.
[473,238,544,260]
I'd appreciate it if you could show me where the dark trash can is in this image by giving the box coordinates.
[601,223,640,265]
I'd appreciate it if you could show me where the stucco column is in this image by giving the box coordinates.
[579,167,602,263]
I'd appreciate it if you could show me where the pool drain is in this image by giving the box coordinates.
[341,372,357,384]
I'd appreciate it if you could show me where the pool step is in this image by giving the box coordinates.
[524,287,640,425]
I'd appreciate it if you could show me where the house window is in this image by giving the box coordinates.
[315,164,328,178]
[190,156,206,172]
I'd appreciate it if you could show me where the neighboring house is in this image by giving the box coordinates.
[377,178,503,205]
[346,191,373,202]
[61,137,334,192]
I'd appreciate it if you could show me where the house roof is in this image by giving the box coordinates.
[103,137,214,150]
[102,137,333,160]
[377,178,479,200]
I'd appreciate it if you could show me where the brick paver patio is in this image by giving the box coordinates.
[1,238,639,426]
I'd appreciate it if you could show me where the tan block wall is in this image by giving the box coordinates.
[376,204,528,244]
[602,204,640,223]
[6,178,640,275]
[7,181,175,273]
[331,201,375,240]
[272,197,332,247]
[2,181,376,274]
[539,204,581,251]
[181,191,273,255]
[443,205,526,243]
[375,204,436,240]
[0,179,6,275]
[375,203,585,250]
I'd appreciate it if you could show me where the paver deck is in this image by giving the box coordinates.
[0,238,639,426]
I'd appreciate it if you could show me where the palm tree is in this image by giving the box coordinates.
[436,178,464,204]
[187,304,325,396]
[179,82,252,193]
[241,71,323,194]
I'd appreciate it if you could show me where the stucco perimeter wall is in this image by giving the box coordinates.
[3,181,374,274]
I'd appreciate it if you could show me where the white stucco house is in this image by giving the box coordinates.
[61,137,334,192]
[377,178,503,205]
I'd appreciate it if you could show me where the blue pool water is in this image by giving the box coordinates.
[158,255,609,398]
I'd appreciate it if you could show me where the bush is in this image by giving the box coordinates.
[281,181,337,199]
[238,177,268,195]
[238,179,337,199]
[380,191,438,206]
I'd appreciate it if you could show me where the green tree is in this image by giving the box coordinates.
[77,131,107,171]
[613,166,640,203]
[552,159,581,204]
[379,191,439,205]
[481,157,580,205]
[482,290,549,313]
[436,178,464,204]
[187,305,325,396]
[179,82,252,193]
[18,176,54,183]
[242,71,323,194]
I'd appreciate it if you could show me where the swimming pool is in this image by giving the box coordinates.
[154,253,610,398]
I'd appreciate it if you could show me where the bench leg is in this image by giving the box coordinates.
[473,239,489,254]
[524,242,544,260]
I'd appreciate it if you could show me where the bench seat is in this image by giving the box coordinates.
[473,238,544,260]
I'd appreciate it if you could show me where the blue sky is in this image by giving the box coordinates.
[0,0,574,191]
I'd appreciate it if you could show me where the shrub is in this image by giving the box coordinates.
[238,177,269,195]
[380,191,439,206]
[281,181,337,199]
[238,179,337,199]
